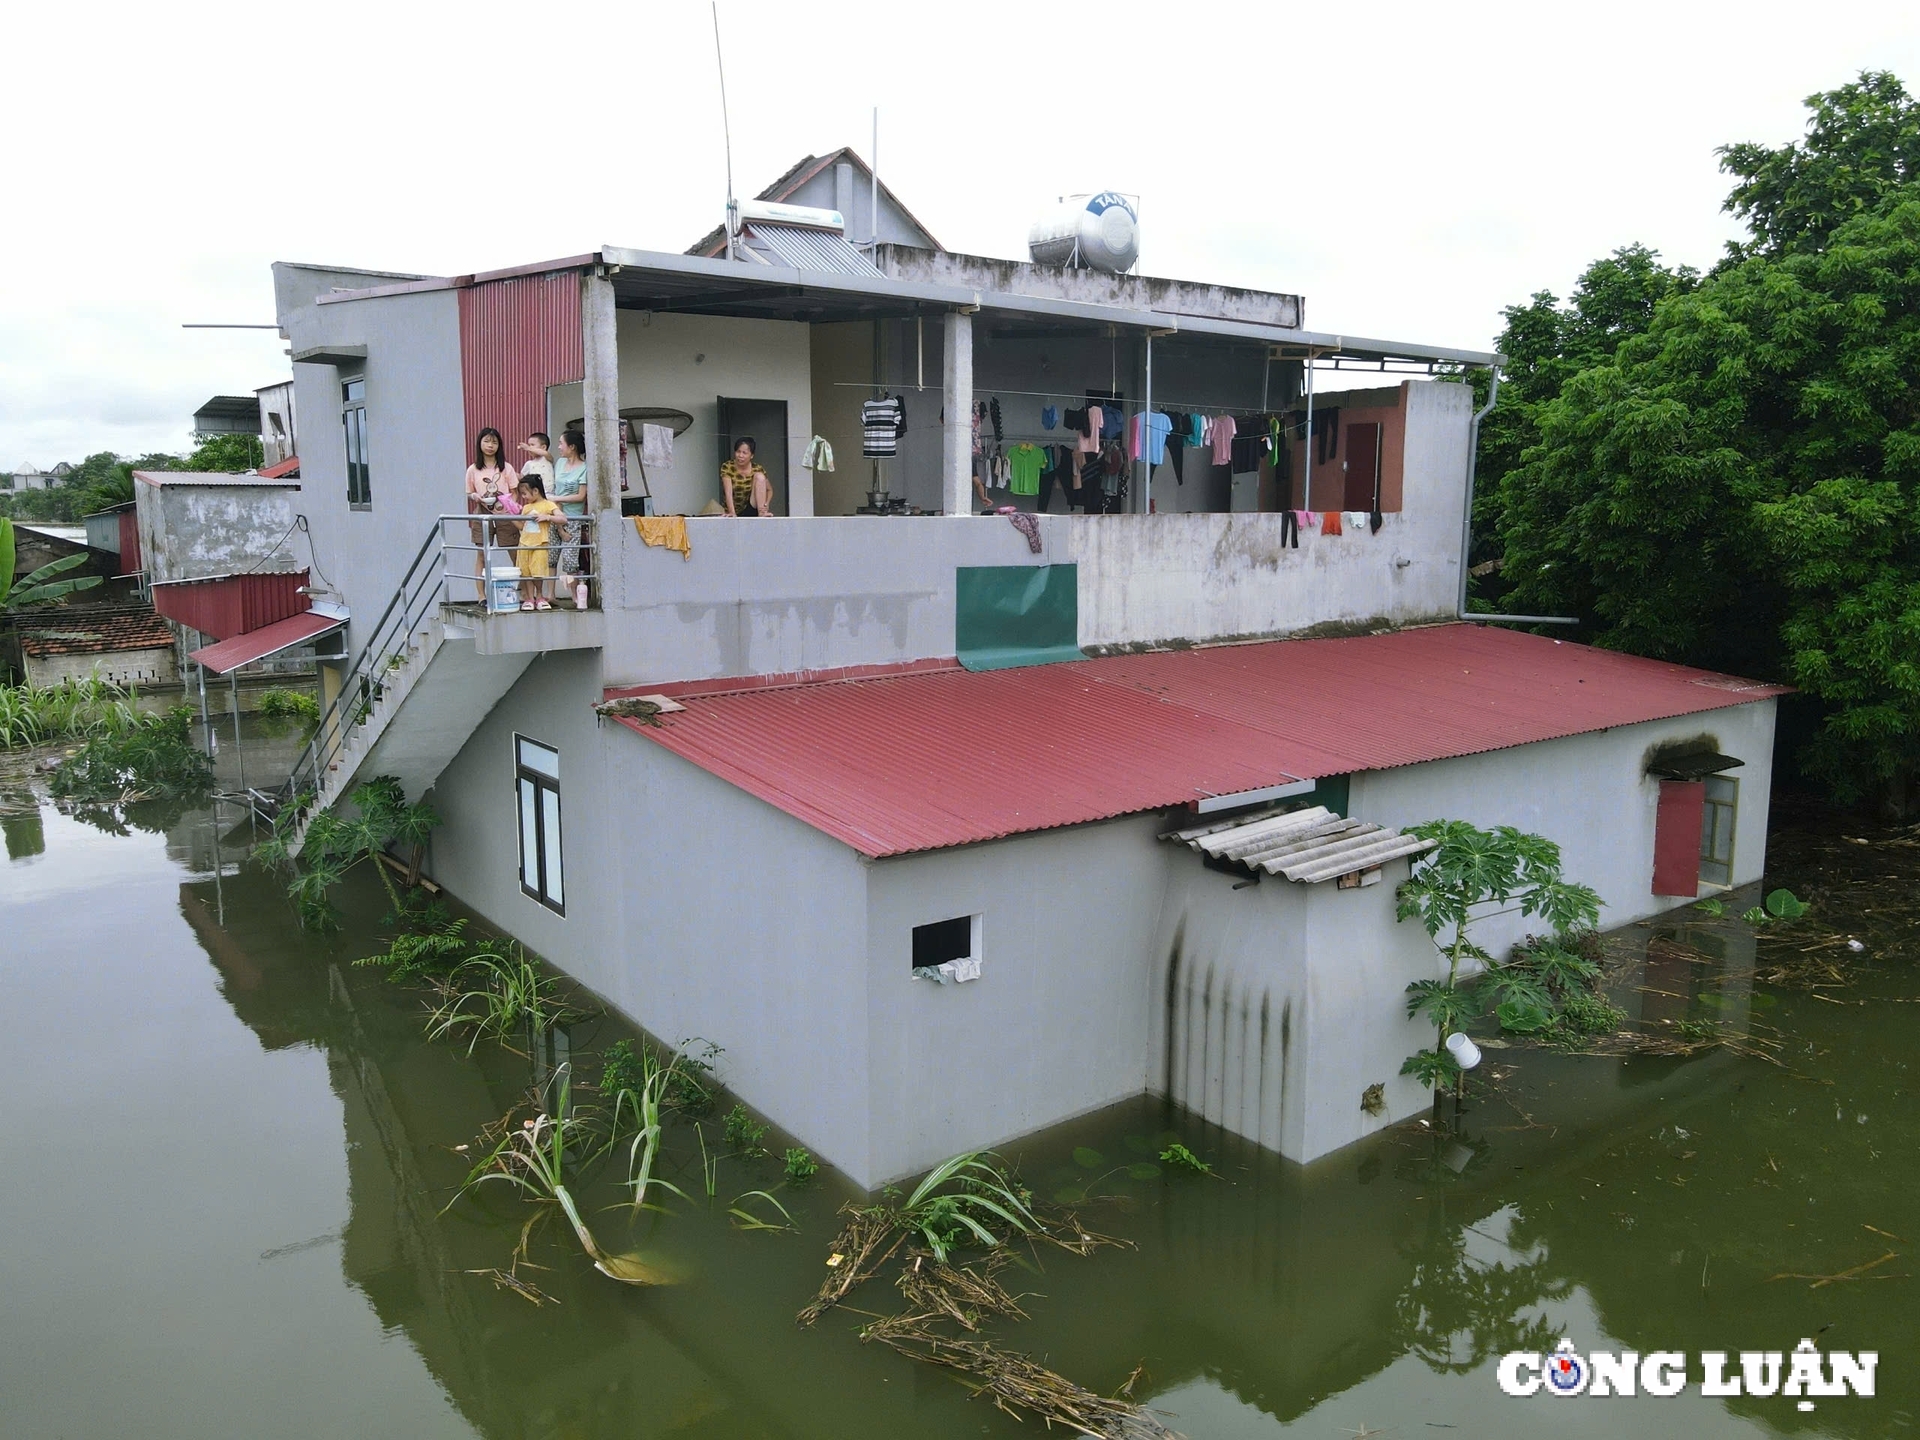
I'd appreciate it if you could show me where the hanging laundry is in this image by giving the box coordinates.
[990,396,1004,444]
[1314,407,1342,465]
[1207,414,1236,466]
[995,507,1043,553]
[640,423,674,470]
[1293,509,1318,530]
[1280,509,1299,549]
[972,403,984,457]
[1127,411,1173,465]
[1166,430,1187,484]
[862,395,905,457]
[1343,510,1370,531]
[1082,406,1105,455]
[1320,510,1343,536]
[1229,434,1259,473]
[1099,405,1123,441]
[1006,442,1046,496]
[802,435,834,472]
[1041,405,1058,431]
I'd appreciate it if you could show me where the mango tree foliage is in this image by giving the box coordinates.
[1500,195,1920,804]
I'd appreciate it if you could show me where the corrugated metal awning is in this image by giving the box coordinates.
[740,223,884,277]
[189,610,344,675]
[1164,805,1436,884]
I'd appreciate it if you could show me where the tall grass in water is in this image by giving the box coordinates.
[451,1067,673,1286]
[425,942,565,1054]
[893,1152,1041,1262]
[607,1045,704,1215]
[0,676,141,749]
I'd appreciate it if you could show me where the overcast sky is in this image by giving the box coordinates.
[3,0,1917,467]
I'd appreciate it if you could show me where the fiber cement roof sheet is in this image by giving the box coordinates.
[613,624,1789,859]
[189,610,342,675]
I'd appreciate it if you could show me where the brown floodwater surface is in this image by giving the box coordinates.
[1,786,1916,1438]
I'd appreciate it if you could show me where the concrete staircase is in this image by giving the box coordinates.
[279,516,604,856]
[286,615,534,853]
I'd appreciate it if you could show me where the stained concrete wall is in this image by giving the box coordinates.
[22,646,177,688]
[1146,853,1437,1164]
[546,310,815,520]
[861,817,1168,1185]
[1070,380,1470,648]
[600,513,1063,688]
[1351,699,1779,954]
[276,272,466,662]
[134,481,301,585]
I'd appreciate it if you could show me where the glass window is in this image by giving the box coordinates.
[342,377,371,508]
[515,736,564,914]
[912,916,974,969]
[1699,775,1737,887]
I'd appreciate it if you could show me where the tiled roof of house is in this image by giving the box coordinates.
[18,607,174,658]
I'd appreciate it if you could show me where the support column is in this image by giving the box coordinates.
[581,269,621,601]
[942,308,974,516]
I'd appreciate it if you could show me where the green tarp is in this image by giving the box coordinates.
[955,564,1084,672]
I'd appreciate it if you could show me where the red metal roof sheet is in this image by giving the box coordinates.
[611,624,1789,859]
[189,610,342,675]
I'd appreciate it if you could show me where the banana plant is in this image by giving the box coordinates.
[0,520,103,610]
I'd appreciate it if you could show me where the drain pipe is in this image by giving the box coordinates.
[1456,365,1577,626]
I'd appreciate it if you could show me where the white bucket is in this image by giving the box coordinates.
[488,565,522,614]
[1444,1031,1483,1071]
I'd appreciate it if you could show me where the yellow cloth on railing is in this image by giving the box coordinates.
[632,515,691,559]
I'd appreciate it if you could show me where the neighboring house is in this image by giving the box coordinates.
[685,147,943,258]
[207,151,1783,1188]
[16,606,178,687]
[9,463,47,491]
[258,379,297,468]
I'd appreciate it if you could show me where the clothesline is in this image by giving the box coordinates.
[828,380,1296,417]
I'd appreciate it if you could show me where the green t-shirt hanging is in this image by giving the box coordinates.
[1006,442,1045,496]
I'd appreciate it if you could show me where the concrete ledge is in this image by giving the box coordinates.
[447,604,606,656]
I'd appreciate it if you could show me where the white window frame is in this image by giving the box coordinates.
[1698,774,1738,888]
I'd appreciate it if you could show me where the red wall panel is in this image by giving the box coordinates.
[1652,779,1705,896]
[459,273,586,460]
[152,570,310,641]
[118,510,141,572]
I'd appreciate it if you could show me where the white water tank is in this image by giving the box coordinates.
[1028,192,1139,273]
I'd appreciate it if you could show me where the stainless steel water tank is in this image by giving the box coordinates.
[1027,192,1139,273]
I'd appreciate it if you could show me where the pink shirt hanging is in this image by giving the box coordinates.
[1207,415,1236,466]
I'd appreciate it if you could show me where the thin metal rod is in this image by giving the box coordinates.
[712,3,735,255]
[1303,350,1315,511]
[231,670,246,793]
[180,323,279,329]
[1142,331,1153,513]
[871,108,879,246]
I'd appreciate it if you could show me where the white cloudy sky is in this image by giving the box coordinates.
[3,0,1917,467]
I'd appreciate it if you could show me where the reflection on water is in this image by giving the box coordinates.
[2,789,1916,1439]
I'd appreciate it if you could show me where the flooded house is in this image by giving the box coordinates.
[176,156,1786,1188]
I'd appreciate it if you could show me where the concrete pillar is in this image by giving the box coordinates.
[581,269,620,601]
[941,308,973,516]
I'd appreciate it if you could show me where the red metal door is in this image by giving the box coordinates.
[1342,423,1380,511]
[1652,779,1705,895]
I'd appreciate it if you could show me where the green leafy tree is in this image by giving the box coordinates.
[1720,70,1920,259]
[1500,194,1920,807]
[178,433,264,472]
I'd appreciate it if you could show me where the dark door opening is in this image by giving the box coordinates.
[1342,422,1381,512]
[717,397,790,516]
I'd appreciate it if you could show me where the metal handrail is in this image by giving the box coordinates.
[280,513,598,812]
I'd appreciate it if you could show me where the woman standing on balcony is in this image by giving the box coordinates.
[465,428,519,596]
[551,429,590,609]
[721,437,772,517]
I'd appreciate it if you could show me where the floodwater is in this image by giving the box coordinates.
[2,770,1916,1439]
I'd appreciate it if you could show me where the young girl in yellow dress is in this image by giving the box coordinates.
[514,476,562,609]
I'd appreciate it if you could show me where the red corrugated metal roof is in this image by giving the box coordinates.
[189,610,342,675]
[611,624,1789,859]
[151,570,309,640]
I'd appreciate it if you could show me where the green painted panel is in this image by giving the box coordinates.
[1309,773,1351,818]
[955,564,1083,672]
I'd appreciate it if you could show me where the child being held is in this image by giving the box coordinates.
[514,476,562,609]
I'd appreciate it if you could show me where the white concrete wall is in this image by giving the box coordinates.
[1351,700,1779,955]
[23,646,178,688]
[280,284,467,662]
[426,653,879,1184]
[1070,380,1471,649]
[601,513,1064,687]
[861,817,1167,1185]
[547,311,815,519]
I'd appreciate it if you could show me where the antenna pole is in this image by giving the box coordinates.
[870,107,879,247]
[713,2,737,258]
